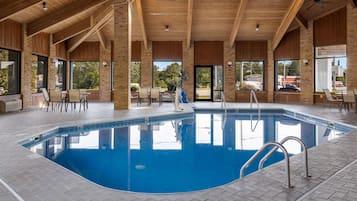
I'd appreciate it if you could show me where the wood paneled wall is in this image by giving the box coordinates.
[236,41,267,61]
[111,41,142,61]
[194,41,223,65]
[274,28,300,60]
[69,42,99,61]
[152,41,182,61]
[132,41,141,61]
[314,7,346,47]
[56,42,66,60]
[0,20,22,51]
[32,32,49,56]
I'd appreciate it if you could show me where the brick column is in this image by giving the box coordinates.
[99,41,112,102]
[66,52,70,89]
[48,35,56,90]
[223,41,236,102]
[347,4,357,89]
[300,21,314,104]
[21,24,33,109]
[182,41,194,101]
[266,40,274,102]
[113,0,131,110]
[141,41,152,88]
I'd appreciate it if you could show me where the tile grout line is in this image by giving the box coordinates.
[296,158,357,201]
[0,177,25,201]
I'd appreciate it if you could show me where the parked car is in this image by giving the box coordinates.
[278,84,300,92]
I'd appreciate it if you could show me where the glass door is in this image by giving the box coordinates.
[195,66,212,101]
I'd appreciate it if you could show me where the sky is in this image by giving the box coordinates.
[154,61,182,70]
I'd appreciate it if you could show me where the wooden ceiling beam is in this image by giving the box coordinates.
[0,0,42,22]
[272,0,304,50]
[68,3,113,52]
[229,0,248,47]
[53,17,93,45]
[186,0,194,48]
[295,13,308,29]
[97,29,107,49]
[135,0,148,49]
[27,0,107,37]
[350,0,357,8]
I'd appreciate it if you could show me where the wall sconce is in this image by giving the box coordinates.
[102,61,108,67]
[42,1,48,11]
[255,23,260,32]
[164,25,169,32]
[303,59,309,65]
[227,61,233,68]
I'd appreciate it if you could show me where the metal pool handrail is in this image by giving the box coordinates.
[221,91,227,129]
[258,136,311,178]
[240,142,292,188]
[250,89,261,132]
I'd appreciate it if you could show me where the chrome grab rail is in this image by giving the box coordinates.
[250,89,261,131]
[240,142,292,188]
[258,136,311,178]
[221,91,227,129]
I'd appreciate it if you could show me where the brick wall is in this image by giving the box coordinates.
[347,4,357,89]
[21,24,33,109]
[223,41,236,102]
[99,41,112,102]
[48,35,56,90]
[182,41,194,101]
[300,21,314,104]
[141,41,152,88]
[266,40,274,102]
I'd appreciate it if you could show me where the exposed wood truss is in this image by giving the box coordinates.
[135,0,148,49]
[229,0,248,47]
[295,13,308,29]
[0,0,42,22]
[27,0,107,37]
[53,17,93,45]
[186,0,193,48]
[272,0,304,50]
[68,2,113,52]
[350,0,357,8]
[97,30,107,49]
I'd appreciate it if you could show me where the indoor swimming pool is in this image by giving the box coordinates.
[22,109,356,193]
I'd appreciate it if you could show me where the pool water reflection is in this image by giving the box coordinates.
[26,112,354,193]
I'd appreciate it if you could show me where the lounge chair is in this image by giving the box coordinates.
[342,91,355,111]
[323,89,343,108]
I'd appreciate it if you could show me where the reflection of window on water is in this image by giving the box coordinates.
[70,131,99,149]
[153,121,182,150]
[130,125,141,150]
[196,114,211,144]
[235,120,264,150]
[275,120,301,154]
[315,45,347,93]
[235,61,264,91]
[213,114,223,146]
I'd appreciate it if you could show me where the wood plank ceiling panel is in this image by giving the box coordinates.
[192,0,240,41]
[237,0,291,41]
[141,0,187,41]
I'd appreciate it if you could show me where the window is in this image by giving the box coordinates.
[275,60,300,92]
[235,61,264,91]
[153,61,182,91]
[55,60,66,90]
[315,45,347,93]
[32,55,48,93]
[0,48,21,96]
[71,61,99,89]
[131,61,140,91]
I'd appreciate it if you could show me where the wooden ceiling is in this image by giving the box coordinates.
[0,0,351,51]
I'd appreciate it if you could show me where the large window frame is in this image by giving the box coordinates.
[70,61,100,90]
[32,54,48,93]
[0,48,21,96]
[55,59,66,90]
[152,61,182,91]
[274,60,301,92]
[314,45,347,93]
[235,61,265,91]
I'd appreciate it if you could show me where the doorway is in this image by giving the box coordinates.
[194,65,223,101]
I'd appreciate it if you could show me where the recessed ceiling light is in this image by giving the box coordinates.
[42,1,48,11]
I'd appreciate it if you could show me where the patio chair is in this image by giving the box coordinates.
[49,89,64,112]
[150,87,161,105]
[342,91,355,111]
[66,89,83,112]
[40,88,50,112]
[323,89,343,108]
[138,87,150,105]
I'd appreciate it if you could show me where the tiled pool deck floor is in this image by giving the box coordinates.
[1,102,357,201]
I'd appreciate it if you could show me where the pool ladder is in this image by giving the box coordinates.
[240,136,311,188]
[250,89,261,132]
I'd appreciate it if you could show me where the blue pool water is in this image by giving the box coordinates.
[23,110,356,193]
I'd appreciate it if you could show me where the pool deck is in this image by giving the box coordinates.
[1,102,357,201]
